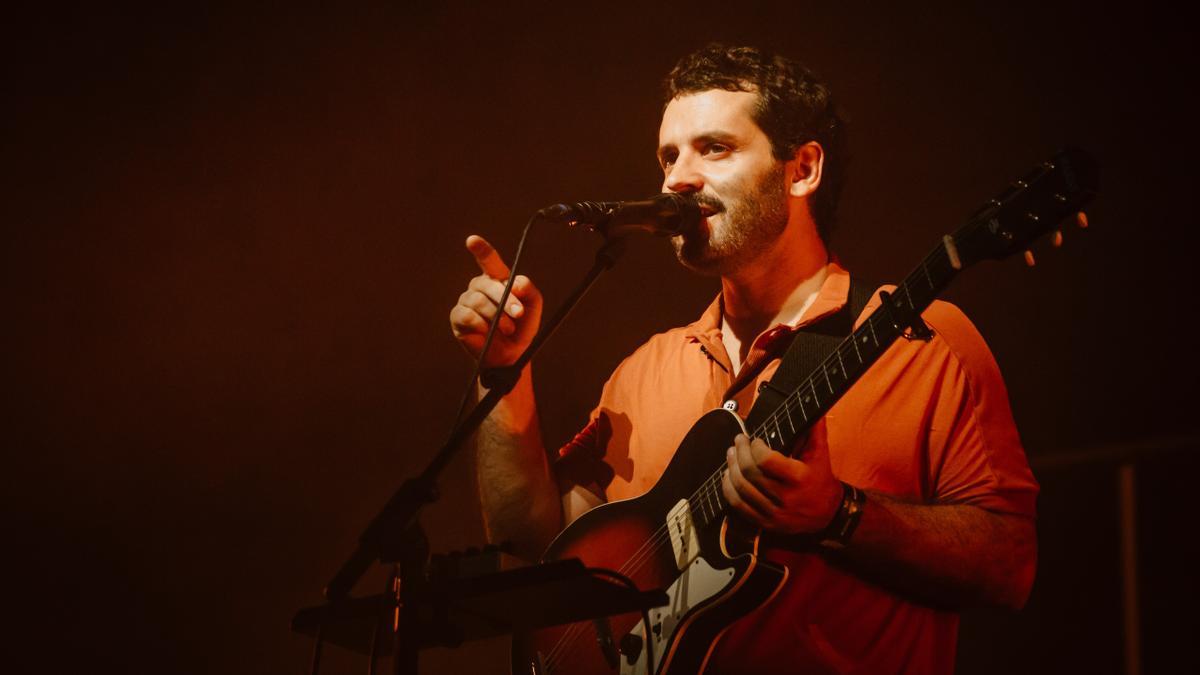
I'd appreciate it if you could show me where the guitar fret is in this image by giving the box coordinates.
[708,478,718,518]
[701,479,714,523]
[921,258,934,289]
[793,394,809,423]
[844,343,860,371]
[823,363,834,394]
[783,403,796,434]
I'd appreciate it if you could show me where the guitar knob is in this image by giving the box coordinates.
[619,633,644,665]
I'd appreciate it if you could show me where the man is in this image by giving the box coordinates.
[449,45,1038,674]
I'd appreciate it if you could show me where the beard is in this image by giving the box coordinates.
[672,162,789,277]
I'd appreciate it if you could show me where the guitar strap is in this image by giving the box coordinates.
[742,278,875,438]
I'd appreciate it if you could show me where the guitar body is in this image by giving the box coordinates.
[512,409,788,675]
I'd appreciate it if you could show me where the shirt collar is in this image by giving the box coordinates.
[684,261,852,342]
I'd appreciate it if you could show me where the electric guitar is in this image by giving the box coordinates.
[512,148,1099,675]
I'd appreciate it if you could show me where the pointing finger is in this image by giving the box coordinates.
[466,235,512,280]
[469,275,524,318]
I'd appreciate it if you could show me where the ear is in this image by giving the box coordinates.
[787,141,824,198]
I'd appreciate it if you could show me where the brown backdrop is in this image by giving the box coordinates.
[5,2,1198,673]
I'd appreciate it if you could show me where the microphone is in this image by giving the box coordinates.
[537,193,702,237]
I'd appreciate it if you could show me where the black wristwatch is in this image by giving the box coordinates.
[819,482,867,550]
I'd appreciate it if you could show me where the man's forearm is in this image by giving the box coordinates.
[475,366,563,562]
[837,492,1037,610]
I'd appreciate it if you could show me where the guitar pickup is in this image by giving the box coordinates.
[666,499,701,570]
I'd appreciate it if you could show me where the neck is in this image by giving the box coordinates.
[720,217,830,341]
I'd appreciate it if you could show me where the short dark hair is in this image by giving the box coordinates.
[664,44,847,243]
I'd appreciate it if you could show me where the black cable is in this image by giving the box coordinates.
[585,567,657,675]
[451,214,540,427]
[366,601,382,675]
[367,565,400,675]
[310,623,324,675]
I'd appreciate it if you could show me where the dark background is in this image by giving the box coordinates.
[5,2,1198,673]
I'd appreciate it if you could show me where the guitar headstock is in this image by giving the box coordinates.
[954,147,1099,267]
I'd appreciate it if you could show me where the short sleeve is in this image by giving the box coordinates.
[553,409,614,499]
[922,302,1038,517]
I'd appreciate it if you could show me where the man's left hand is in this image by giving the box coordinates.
[721,422,844,535]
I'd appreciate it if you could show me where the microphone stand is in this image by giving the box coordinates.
[319,235,627,675]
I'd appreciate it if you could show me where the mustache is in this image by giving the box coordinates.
[692,193,724,213]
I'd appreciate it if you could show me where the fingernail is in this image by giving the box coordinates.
[509,303,523,317]
[726,448,733,459]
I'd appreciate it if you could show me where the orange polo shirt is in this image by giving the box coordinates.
[555,262,1038,674]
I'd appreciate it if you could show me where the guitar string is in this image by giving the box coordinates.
[542,246,954,670]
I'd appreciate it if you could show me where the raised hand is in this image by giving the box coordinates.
[449,235,544,368]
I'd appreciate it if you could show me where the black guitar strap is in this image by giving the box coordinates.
[743,278,875,436]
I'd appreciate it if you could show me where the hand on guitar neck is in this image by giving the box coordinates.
[722,425,843,536]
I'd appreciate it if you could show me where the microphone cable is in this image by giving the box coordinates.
[450,213,538,427]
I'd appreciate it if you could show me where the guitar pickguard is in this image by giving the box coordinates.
[621,555,735,675]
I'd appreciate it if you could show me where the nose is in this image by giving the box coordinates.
[664,151,703,194]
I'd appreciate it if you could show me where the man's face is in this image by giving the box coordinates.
[657,89,790,276]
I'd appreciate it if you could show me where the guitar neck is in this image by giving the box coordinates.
[752,236,963,455]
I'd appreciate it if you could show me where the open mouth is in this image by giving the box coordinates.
[699,206,719,218]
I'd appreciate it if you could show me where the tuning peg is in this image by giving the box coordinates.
[1077,211,1089,228]
[1052,230,1063,247]
[1024,250,1036,267]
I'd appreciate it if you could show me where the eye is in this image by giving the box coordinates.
[659,152,677,169]
[703,143,731,156]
